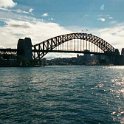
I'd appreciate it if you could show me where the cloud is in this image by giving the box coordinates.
[42,13,48,17]
[16,8,34,14]
[0,8,38,23]
[8,21,31,28]
[0,7,29,15]
[96,24,124,51]
[110,20,117,24]
[108,16,113,20]
[16,9,29,14]
[29,8,34,13]
[0,7,8,11]
[98,18,106,22]
[50,18,54,21]
[98,14,113,20]
[97,15,116,24]
[0,19,71,48]
[0,0,16,8]
[100,4,104,11]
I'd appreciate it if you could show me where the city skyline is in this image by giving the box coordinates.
[0,0,124,58]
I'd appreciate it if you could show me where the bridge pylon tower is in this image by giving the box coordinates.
[17,38,32,66]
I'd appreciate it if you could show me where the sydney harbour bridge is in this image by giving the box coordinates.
[0,32,124,66]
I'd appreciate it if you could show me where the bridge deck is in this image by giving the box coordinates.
[0,49,17,52]
[0,48,115,56]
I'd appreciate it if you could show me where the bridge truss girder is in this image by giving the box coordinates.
[32,33,116,60]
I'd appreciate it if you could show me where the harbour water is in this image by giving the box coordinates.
[0,66,124,124]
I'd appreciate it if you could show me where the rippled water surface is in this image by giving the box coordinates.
[0,66,124,124]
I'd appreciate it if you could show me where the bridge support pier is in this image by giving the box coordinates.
[104,49,121,65]
[119,48,124,65]
[107,49,122,65]
[17,38,32,66]
[113,49,120,65]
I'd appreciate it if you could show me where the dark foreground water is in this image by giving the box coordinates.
[0,66,124,124]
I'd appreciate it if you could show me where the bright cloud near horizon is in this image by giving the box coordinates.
[42,13,49,17]
[0,0,16,8]
[0,0,124,57]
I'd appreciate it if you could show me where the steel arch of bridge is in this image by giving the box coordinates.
[33,33,116,59]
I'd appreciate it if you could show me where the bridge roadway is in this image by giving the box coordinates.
[0,48,17,52]
[0,48,115,56]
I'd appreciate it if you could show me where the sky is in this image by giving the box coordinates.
[0,0,124,57]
